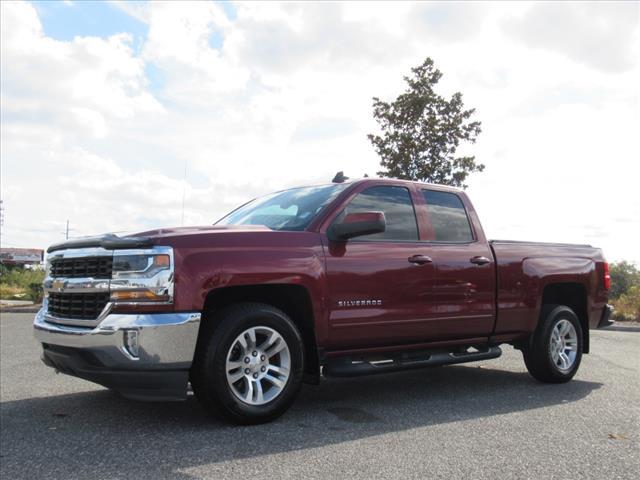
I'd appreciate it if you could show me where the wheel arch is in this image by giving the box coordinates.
[540,282,589,353]
[200,284,320,381]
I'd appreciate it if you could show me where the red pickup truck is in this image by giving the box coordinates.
[35,177,612,424]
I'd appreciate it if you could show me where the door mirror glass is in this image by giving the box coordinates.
[328,211,386,241]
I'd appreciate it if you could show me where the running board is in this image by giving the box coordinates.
[323,346,502,378]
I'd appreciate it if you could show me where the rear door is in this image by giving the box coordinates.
[420,189,496,339]
[323,184,439,349]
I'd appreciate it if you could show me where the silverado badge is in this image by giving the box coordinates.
[337,299,382,307]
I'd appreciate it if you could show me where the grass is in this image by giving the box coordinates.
[0,284,26,299]
[0,266,45,302]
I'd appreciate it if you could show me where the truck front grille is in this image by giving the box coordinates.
[47,292,110,320]
[50,257,112,279]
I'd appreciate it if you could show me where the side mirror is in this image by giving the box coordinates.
[328,211,386,241]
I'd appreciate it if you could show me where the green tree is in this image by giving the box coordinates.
[368,57,483,188]
[609,260,640,299]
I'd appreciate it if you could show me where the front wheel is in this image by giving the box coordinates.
[190,303,305,424]
[523,304,583,383]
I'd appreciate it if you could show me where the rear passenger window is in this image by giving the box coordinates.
[422,190,473,242]
[343,186,418,241]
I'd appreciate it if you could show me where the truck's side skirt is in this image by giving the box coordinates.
[323,345,502,377]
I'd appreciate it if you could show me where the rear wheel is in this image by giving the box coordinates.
[523,304,583,383]
[191,303,304,424]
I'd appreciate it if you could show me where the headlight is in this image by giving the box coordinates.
[110,249,174,304]
[112,254,170,277]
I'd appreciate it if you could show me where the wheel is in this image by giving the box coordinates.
[523,304,583,383]
[190,303,304,424]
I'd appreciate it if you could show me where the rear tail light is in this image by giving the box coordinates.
[603,262,611,290]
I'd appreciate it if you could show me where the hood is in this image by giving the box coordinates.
[47,225,271,253]
[132,224,269,238]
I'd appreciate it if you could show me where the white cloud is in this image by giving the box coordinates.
[409,1,490,43]
[503,1,640,73]
[1,0,639,264]
[228,2,411,75]
[1,1,163,142]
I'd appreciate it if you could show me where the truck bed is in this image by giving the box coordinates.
[489,239,607,341]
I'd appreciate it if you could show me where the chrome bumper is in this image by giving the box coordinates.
[33,308,201,400]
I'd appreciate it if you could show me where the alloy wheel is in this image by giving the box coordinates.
[549,319,578,372]
[225,326,291,405]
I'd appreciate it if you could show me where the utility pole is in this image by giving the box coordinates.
[0,200,4,248]
[61,220,72,240]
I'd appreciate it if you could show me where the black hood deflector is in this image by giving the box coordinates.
[47,234,153,253]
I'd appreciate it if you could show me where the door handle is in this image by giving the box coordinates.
[408,254,433,265]
[470,256,491,266]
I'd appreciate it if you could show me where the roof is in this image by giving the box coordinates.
[345,177,464,193]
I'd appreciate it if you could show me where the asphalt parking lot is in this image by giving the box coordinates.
[1,312,638,479]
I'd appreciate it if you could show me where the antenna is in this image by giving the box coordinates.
[181,160,187,226]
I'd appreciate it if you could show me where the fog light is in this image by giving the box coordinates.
[123,329,140,358]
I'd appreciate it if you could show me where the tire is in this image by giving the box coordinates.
[190,303,305,424]
[523,304,583,383]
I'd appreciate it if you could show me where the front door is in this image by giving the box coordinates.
[323,185,438,349]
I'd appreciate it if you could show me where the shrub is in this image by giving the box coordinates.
[0,266,45,302]
[611,285,640,322]
[609,261,640,300]
[0,267,45,289]
[0,284,25,299]
[28,282,44,303]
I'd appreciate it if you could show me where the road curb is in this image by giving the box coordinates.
[0,305,42,314]
[602,323,640,333]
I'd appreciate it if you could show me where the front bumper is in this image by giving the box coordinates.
[34,307,201,401]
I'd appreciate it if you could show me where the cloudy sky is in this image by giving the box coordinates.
[1,1,639,262]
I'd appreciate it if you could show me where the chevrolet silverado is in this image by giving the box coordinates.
[34,177,613,424]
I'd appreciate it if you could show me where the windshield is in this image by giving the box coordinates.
[216,184,349,231]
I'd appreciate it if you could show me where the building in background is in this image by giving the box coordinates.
[0,248,44,267]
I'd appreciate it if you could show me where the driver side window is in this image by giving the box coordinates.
[342,186,418,241]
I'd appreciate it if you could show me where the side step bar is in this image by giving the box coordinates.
[324,346,502,378]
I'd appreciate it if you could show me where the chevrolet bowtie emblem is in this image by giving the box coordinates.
[52,279,65,292]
